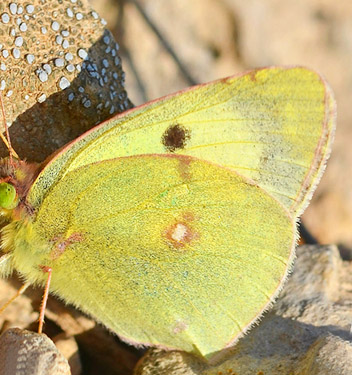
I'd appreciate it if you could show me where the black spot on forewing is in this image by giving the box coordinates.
[162,123,190,152]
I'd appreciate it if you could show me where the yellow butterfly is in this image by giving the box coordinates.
[0,67,335,359]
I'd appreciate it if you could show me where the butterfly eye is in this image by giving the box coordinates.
[0,182,18,210]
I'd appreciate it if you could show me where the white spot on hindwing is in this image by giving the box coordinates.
[171,223,188,243]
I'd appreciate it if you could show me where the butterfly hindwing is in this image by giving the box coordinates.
[17,155,295,357]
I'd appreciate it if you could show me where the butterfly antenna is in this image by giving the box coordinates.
[0,92,19,164]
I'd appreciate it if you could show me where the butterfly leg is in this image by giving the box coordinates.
[38,265,52,334]
[0,283,29,315]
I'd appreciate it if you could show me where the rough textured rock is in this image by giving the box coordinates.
[0,0,132,162]
[0,328,71,375]
[134,245,352,375]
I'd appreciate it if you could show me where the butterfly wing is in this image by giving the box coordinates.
[29,67,335,217]
[13,66,334,358]
[13,155,295,358]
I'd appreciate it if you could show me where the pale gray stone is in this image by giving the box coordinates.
[0,328,71,375]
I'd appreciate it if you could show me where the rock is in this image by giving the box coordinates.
[296,335,352,374]
[52,333,81,375]
[0,0,132,162]
[0,328,71,375]
[134,245,352,375]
